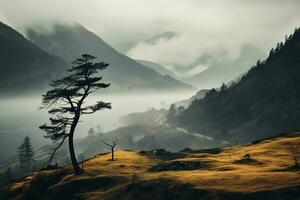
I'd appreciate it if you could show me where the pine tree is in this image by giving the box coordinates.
[3,167,12,182]
[88,127,96,136]
[0,172,4,185]
[220,83,227,93]
[167,104,178,125]
[40,54,111,175]
[18,136,34,171]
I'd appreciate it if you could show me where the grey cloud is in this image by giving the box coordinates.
[0,0,299,76]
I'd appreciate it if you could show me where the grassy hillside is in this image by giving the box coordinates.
[1,131,300,200]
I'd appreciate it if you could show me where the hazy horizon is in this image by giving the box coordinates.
[0,91,195,161]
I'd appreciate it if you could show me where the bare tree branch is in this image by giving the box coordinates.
[101,139,118,161]
[45,136,67,166]
[101,139,118,148]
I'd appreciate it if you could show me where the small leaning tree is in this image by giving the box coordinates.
[40,54,111,175]
[101,139,118,161]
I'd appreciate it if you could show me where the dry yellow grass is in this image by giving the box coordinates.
[83,150,159,176]
[2,132,300,199]
[141,132,300,192]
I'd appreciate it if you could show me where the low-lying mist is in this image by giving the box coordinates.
[0,91,194,161]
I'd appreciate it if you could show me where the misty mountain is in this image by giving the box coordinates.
[174,76,242,109]
[0,123,227,170]
[135,59,180,79]
[27,23,194,93]
[120,108,167,126]
[174,76,243,109]
[169,28,300,143]
[174,89,209,108]
[183,45,266,89]
[0,21,66,95]
[78,125,227,157]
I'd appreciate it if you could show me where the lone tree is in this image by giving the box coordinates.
[101,139,118,161]
[40,54,111,175]
[18,136,34,171]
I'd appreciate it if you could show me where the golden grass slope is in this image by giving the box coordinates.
[1,131,300,200]
[143,132,300,192]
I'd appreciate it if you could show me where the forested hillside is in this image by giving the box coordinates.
[169,28,300,143]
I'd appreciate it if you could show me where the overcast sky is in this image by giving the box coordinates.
[0,0,300,74]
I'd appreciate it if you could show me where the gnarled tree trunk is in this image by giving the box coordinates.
[68,114,82,175]
[68,132,82,175]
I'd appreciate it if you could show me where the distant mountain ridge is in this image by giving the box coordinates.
[27,23,194,93]
[0,21,66,95]
[135,59,180,79]
[174,89,209,108]
[183,45,266,89]
[170,28,300,143]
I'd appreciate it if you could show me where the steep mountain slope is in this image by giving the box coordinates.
[183,45,266,89]
[120,108,167,126]
[174,89,209,108]
[27,23,193,93]
[0,22,66,95]
[135,59,180,79]
[171,28,300,143]
[2,131,300,200]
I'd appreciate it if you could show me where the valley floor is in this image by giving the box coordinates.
[1,132,300,200]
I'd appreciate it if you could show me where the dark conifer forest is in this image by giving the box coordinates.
[169,28,300,143]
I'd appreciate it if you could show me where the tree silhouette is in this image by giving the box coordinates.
[0,172,4,185]
[18,136,34,171]
[3,167,12,183]
[101,139,118,161]
[167,104,177,126]
[40,54,111,175]
[88,127,96,136]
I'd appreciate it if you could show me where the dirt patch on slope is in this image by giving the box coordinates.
[148,160,211,172]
